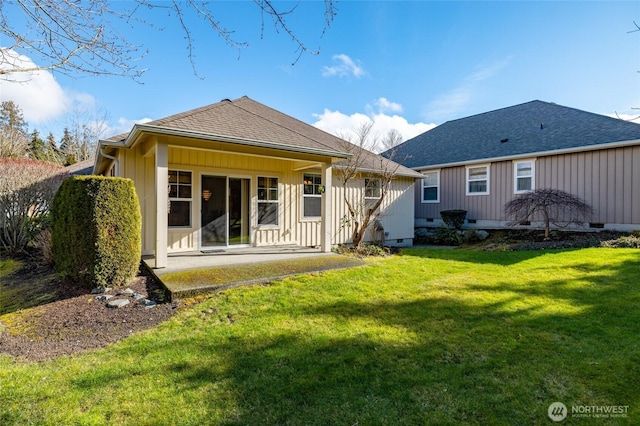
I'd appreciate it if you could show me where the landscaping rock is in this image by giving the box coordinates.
[118,288,135,296]
[132,293,146,300]
[106,299,130,309]
[91,287,112,294]
[95,294,114,301]
[139,299,157,309]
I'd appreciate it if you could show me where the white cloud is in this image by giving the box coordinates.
[425,56,512,121]
[313,97,436,153]
[0,49,69,123]
[322,54,366,79]
[105,117,154,138]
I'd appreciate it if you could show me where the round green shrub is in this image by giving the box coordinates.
[51,176,141,288]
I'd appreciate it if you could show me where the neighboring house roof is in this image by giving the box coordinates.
[65,159,95,176]
[387,100,640,169]
[100,96,422,178]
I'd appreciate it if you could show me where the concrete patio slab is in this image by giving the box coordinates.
[144,245,337,276]
[142,245,364,299]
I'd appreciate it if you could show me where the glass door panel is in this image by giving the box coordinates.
[229,178,250,245]
[201,176,227,247]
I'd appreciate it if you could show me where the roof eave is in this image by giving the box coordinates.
[99,123,352,160]
[412,138,640,170]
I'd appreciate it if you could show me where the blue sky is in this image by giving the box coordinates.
[1,1,639,151]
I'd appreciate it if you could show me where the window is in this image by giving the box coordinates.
[421,170,440,203]
[168,170,192,227]
[364,178,381,199]
[466,164,489,195]
[514,160,535,193]
[303,173,322,218]
[257,176,278,225]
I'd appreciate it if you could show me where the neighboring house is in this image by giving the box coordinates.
[65,159,95,176]
[386,100,640,231]
[94,96,422,268]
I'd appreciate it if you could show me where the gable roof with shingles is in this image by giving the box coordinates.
[102,96,422,178]
[387,100,640,169]
[106,96,349,156]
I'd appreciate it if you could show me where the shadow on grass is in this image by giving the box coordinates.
[66,250,640,425]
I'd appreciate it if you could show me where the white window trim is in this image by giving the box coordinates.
[302,172,322,220]
[421,169,440,203]
[466,163,490,196]
[168,169,193,229]
[364,178,382,200]
[257,175,280,227]
[513,158,536,194]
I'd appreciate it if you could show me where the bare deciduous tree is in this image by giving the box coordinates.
[380,129,403,152]
[504,188,593,240]
[1,0,336,79]
[0,158,69,252]
[335,122,403,248]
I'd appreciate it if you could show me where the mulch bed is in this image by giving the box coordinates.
[0,262,178,362]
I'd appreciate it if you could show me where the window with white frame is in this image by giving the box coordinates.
[421,170,440,203]
[466,164,489,195]
[514,160,535,193]
[257,176,279,225]
[168,170,192,227]
[302,173,322,218]
[364,178,381,199]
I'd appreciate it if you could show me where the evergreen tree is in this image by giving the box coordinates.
[0,100,29,158]
[46,132,62,164]
[59,127,78,166]
[27,129,47,161]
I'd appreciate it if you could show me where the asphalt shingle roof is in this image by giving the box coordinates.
[387,100,640,169]
[104,96,422,178]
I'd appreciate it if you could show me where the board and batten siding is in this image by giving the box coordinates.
[118,144,417,254]
[415,145,640,229]
[331,175,416,246]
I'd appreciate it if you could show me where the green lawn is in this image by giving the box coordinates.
[1,248,639,425]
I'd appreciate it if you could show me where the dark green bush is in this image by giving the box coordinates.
[440,210,467,230]
[51,176,141,289]
[435,226,463,246]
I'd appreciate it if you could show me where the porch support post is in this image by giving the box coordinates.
[320,162,333,253]
[154,142,168,268]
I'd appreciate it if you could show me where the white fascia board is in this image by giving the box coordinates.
[103,124,352,160]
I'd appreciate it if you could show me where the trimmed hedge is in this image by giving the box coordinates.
[51,176,141,288]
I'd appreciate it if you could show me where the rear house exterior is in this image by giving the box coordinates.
[94,97,422,268]
[387,101,640,231]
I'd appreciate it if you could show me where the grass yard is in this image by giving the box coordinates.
[1,247,639,425]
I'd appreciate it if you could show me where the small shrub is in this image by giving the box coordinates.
[600,235,640,249]
[33,227,54,266]
[51,176,141,289]
[435,226,463,246]
[414,227,437,245]
[440,210,467,230]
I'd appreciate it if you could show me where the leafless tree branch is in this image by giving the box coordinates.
[0,0,336,79]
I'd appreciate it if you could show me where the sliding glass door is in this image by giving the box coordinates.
[201,176,250,248]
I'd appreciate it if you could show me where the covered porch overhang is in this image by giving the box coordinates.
[96,127,351,269]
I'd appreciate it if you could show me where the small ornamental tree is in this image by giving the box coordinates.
[51,176,141,289]
[0,158,68,252]
[335,123,402,248]
[504,188,593,240]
